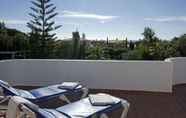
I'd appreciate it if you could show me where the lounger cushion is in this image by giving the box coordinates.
[38,109,69,118]
[59,82,80,90]
[0,80,10,88]
[89,94,117,106]
[18,89,36,99]
[56,94,121,118]
[30,85,83,100]
[10,96,69,118]
[0,80,84,103]
[0,80,19,95]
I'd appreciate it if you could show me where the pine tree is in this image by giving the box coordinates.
[125,37,128,49]
[27,0,61,58]
[79,33,86,59]
[72,31,80,59]
[106,37,109,45]
[0,22,6,30]
[129,40,134,50]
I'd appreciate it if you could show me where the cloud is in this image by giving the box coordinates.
[59,10,118,23]
[144,16,186,22]
[57,21,81,26]
[0,19,27,25]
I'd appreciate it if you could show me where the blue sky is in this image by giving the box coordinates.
[1,0,186,40]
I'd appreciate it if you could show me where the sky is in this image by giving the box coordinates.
[1,0,186,40]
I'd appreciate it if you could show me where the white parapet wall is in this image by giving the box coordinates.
[166,57,186,85]
[0,59,173,92]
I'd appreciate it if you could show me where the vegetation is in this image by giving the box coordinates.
[0,0,186,60]
[1,19,186,60]
[0,22,29,59]
[27,0,61,58]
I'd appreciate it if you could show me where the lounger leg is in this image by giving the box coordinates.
[18,105,37,118]
[0,87,4,96]
[59,95,71,104]
[98,100,130,118]
[120,99,130,118]
[59,88,88,104]
[100,113,109,118]
[81,87,89,98]
[90,114,109,118]
[0,87,10,104]
[0,96,11,104]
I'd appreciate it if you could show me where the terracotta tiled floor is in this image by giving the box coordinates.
[13,84,186,118]
[90,84,186,118]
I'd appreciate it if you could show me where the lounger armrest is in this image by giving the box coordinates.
[81,87,89,98]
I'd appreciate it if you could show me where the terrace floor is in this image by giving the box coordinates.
[90,84,186,118]
[2,84,186,118]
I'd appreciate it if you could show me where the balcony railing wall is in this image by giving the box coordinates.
[0,59,173,92]
[166,57,186,85]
